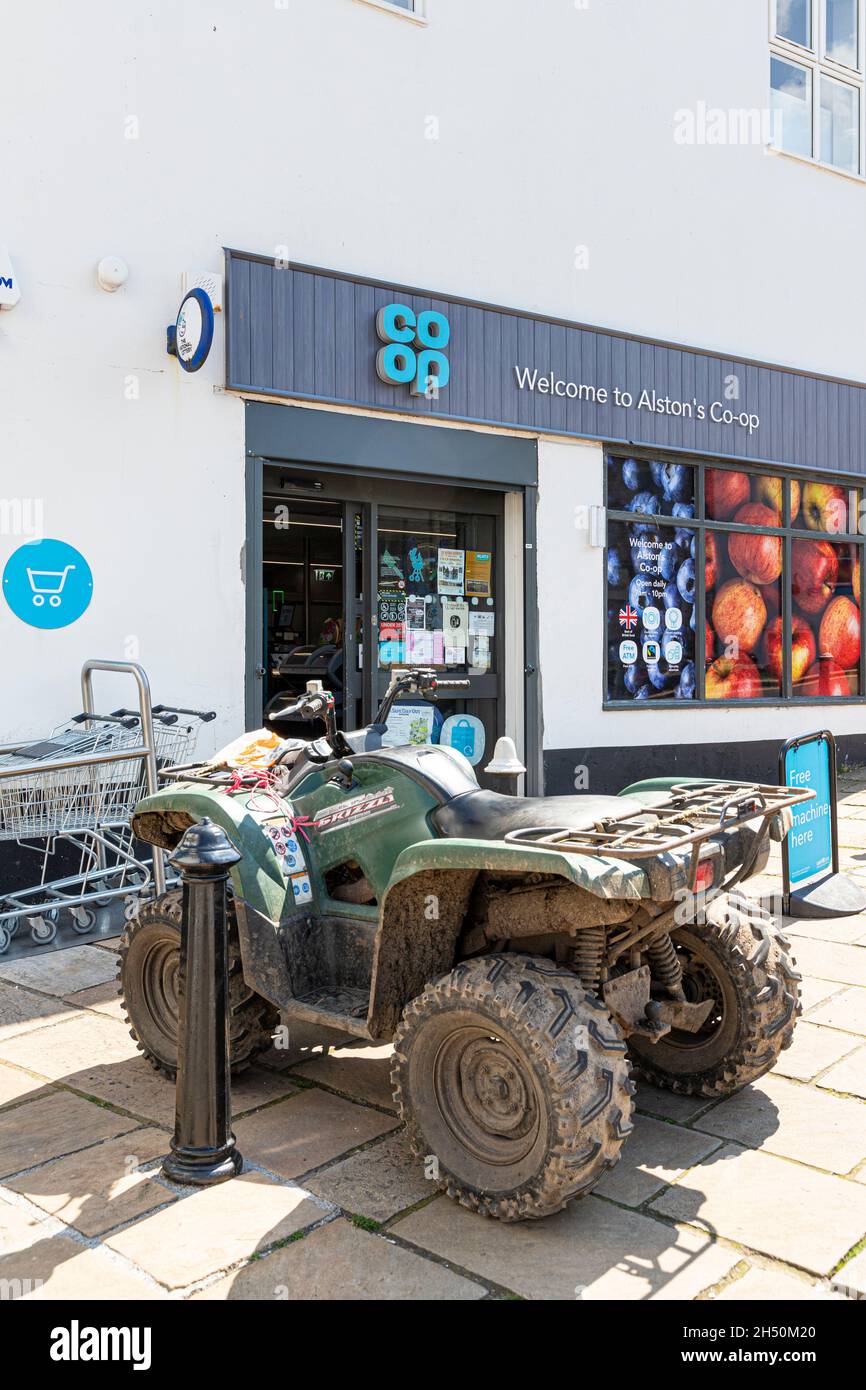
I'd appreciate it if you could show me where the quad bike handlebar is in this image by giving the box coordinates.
[266,667,473,758]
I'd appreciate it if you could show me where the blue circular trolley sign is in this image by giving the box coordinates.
[3,539,94,629]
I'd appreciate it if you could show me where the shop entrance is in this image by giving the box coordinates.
[256,466,509,786]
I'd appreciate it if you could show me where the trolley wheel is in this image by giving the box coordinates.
[0,927,10,955]
[71,906,97,934]
[30,913,58,945]
[49,595,61,608]
[32,594,45,607]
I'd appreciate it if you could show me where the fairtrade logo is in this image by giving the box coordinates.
[376,303,450,397]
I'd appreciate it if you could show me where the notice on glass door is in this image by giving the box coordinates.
[437,548,465,596]
[465,550,492,598]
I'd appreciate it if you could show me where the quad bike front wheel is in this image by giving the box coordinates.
[392,953,635,1222]
[628,895,801,1098]
[118,889,279,1079]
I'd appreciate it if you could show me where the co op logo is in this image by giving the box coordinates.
[376,303,450,398]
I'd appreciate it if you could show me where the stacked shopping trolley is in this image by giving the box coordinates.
[0,660,214,958]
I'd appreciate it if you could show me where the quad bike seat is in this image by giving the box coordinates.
[432,789,646,842]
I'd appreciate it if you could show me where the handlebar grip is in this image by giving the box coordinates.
[152,705,217,723]
[71,712,140,730]
[434,680,472,689]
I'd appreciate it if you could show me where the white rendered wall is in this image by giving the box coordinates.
[2,0,865,745]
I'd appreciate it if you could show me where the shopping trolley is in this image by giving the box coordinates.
[0,660,215,957]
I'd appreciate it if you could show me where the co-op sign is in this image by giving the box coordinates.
[513,366,761,435]
[373,300,759,434]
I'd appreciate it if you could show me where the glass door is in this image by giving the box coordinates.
[259,466,507,785]
[373,493,504,785]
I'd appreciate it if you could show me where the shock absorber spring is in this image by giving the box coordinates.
[646,932,684,998]
[570,926,605,996]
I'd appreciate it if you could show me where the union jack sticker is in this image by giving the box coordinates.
[618,605,639,632]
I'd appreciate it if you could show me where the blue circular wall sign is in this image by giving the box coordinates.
[175,287,214,372]
[3,539,94,630]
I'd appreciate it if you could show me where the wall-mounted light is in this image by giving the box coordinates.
[588,505,607,548]
[96,256,129,292]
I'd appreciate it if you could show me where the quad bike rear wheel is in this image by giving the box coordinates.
[392,953,635,1222]
[628,895,801,1098]
[118,889,279,1079]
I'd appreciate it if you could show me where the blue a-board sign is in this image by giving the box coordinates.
[781,732,836,886]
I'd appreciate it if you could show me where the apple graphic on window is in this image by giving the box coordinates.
[712,578,767,655]
[705,468,750,520]
[764,614,815,685]
[727,503,783,585]
[818,596,861,672]
[705,654,762,700]
[802,482,849,534]
[791,539,839,613]
[754,475,799,523]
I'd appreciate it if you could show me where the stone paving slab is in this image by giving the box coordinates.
[395,1193,740,1300]
[6,1127,172,1236]
[714,1266,842,1301]
[0,1061,52,1109]
[816,1046,866,1099]
[0,945,118,994]
[807,986,866,1035]
[234,1087,399,1181]
[105,1172,323,1290]
[305,1131,431,1222]
[788,938,866,988]
[0,1011,141,1078]
[785,917,866,945]
[650,1145,866,1274]
[831,1248,866,1297]
[0,1092,140,1180]
[194,1217,486,1301]
[0,1193,51,1253]
[63,980,126,1020]
[22,1054,298,1129]
[0,981,78,1043]
[595,1115,722,1208]
[0,1228,165,1300]
[257,1020,356,1069]
[799,977,847,1013]
[634,1081,715,1123]
[694,1073,866,1174]
[771,1021,860,1082]
[294,1043,396,1112]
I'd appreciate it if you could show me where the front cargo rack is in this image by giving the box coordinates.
[504,781,815,892]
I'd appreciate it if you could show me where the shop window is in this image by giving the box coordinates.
[605,453,864,705]
[606,516,696,703]
[770,1,864,175]
[705,529,783,699]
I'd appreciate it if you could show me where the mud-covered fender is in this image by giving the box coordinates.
[385,838,649,900]
[132,786,288,923]
[366,838,649,1038]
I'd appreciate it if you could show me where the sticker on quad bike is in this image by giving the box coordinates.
[263,823,314,904]
[312,787,398,835]
[264,824,305,873]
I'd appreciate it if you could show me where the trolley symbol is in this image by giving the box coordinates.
[26,564,76,608]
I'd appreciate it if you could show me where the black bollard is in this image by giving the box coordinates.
[162,818,243,1186]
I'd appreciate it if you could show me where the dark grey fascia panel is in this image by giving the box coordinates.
[245,402,538,489]
[227,249,866,479]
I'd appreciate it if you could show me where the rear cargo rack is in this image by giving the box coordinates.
[504,781,815,892]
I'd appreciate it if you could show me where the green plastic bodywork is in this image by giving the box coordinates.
[135,758,652,929]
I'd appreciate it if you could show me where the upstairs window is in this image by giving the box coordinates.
[770,0,864,174]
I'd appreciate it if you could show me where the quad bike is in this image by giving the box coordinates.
[119,668,813,1222]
